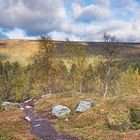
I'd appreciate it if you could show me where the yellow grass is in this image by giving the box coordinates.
[1,39,140,66]
[0,40,39,65]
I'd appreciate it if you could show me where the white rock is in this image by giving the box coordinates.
[2,102,19,110]
[41,94,48,98]
[2,102,19,106]
[20,106,24,110]
[76,100,92,113]
[2,102,11,106]
[25,105,32,109]
[24,99,32,103]
[25,116,31,122]
[52,105,71,117]
[33,124,41,128]
[35,118,45,122]
[65,118,69,122]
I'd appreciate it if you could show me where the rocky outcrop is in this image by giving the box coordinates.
[52,105,71,117]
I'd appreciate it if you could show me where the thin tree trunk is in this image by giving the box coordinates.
[102,67,111,97]
[103,81,109,97]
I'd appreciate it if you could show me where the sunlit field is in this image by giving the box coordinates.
[1,40,140,66]
[0,40,39,65]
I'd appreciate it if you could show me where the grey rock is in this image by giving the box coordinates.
[76,100,92,113]
[2,101,19,110]
[52,105,71,117]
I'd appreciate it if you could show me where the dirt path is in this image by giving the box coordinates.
[21,99,80,140]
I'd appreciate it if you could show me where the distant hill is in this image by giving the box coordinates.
[0,39,140,65]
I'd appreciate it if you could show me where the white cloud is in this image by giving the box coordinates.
[0,0,140,42]
[72,2,112,22]
[0,0,66,34]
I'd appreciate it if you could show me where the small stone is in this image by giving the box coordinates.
[24,99,32,103]
[25,105,32,109]
[41,94,48,98]
[25,116,31,122]
[65,118,69,122]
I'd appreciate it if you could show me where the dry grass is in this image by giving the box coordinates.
[1,40,140,66]
[0,109,39,140]
[36,93,140,140]
[0,40,39,65]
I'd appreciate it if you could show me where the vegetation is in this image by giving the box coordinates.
[99,33,120,97]
[0,98,3,111]
[0,61,33,102]
[1,34,140,139]
[0,109,39,140]
[0,34,140,102]
[36,93,140,140]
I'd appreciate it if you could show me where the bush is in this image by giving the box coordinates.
[0,98,3,111]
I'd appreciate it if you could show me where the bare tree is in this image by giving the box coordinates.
[100,33,119,97]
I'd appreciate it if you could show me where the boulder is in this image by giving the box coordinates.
[76,100,92,113]
[2,102,19,110]
[52,105,71,117]
[107,110,131,131]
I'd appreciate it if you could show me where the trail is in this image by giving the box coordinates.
[21,99,80,140]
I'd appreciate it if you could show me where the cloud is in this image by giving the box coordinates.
[0,0,66,35]
[72,2,112,22]
[59,19,140,42]
[0,0,140,42]
[94,0,110,7]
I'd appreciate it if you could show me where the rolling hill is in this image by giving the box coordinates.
[0,39,140,65]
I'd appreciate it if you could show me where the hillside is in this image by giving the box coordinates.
[1,39,140,65]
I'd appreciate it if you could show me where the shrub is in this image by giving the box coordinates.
[0,98,3,111]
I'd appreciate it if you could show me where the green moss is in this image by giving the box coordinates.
[130,108,140,123]
[130,108,140,130]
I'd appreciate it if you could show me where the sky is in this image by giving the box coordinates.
[0,0,140,42]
